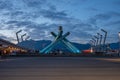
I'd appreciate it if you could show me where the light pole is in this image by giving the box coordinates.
[97,33,100,52]
[89,40,92,46]
[89,40,94,53]
[118,32,120,55]
[94,36,99,46]
[16,30,22,44]
[92,38,96,46]
[21,33,27,42]
[94,36,99,52]
[97,33,103,52]
[92,38,96,53]
[101,29,107,53]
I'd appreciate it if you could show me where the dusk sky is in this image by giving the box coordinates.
[0,0,120,44]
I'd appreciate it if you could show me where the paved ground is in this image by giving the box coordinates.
[0,57,120,80]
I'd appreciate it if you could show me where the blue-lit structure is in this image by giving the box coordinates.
[40,26,80,54]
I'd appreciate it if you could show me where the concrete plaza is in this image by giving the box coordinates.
[0,57,120,80]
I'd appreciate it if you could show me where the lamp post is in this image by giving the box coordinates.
[89,40,94,53]
[101,29,107,53]
[21,33,27,42]
[92,38,96,46]
[94,36,99,46]
[16,30,22,44]
[118,32,120,56]
[94,36,99,52]
[97,33,103,52]
[97,33,100,52]
[92,38,97,53]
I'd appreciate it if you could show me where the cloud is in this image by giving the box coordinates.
[104,20,120,31]
[113,0,120,5]
[89,13,111,25]
[0,0,98,44]
[0,0,73,23]
[3,17,96,42]
[40,9,70,22]
[0,32,16,43]
[6,20,33,27]
[88,11,120,31]
[23,0,46,8]
[56,0,89,6]
[9,11,24,17]
[0,0,13,10]
[86,7,99,12]
[0,33,9,39]
[0,0,119,44]
[2,11,98,43]
[105,20,120,26]
[109,12,120,17]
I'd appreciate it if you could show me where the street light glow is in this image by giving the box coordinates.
[119,32,120,37]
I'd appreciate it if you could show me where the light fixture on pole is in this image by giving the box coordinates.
[118,32,120,39]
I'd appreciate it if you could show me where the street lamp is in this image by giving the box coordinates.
[101,29,107,45]
[118,32,120,39]
[94,36,99,46]
[92,38,96,46]
[97,33,100,45]
[89,40,94,53]
[16,30,22,44]
[94,35,99,52]
[101,29,107,53]
[118,32,120,55]
[21,33,27,42]
[97,33,103,52]
[92,38,97,53]
[89,40,95,48]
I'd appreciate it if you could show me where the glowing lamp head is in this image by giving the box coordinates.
[119,32,120,37]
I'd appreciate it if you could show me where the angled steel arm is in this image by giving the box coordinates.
[63,39,80,53]
[51,32,80,53]
[40,41,56,53]
[62,40,76,53]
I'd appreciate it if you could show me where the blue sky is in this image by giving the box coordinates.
[0,0,120,44]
